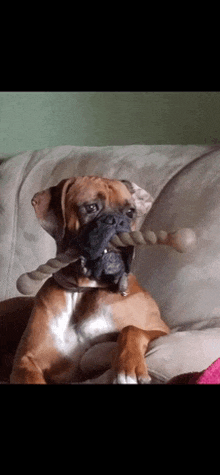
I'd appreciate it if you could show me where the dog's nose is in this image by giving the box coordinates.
[103,215,116,225]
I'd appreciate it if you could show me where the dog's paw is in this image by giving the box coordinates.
[113,372,151,384]
[112,351,151,385]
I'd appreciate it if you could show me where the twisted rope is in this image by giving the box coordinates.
[16,228,196,295]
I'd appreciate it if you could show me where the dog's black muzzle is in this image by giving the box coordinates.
[77,213,131,260]
[75,213,134,285]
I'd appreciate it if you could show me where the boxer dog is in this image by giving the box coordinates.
[10,176,169,384]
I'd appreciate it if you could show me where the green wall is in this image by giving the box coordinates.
[0,91,220,155]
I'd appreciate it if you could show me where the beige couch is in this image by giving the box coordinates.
[1,144,220,383]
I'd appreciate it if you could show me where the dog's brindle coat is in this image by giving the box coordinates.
[10,176,169,384]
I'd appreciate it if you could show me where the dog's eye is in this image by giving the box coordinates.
[85,203,99,214]
[126,208,135,218]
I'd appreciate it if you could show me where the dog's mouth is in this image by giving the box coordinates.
[79,241,133,286]
[77,212,131,254]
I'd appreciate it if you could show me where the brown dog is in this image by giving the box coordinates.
[10,176,169,384]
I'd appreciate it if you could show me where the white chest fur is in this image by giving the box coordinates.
[49,292,79,357]
[49,291,117,359]
[78,305,116,342]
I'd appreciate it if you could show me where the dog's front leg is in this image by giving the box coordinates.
[10,278,71,384]
[112,325,167,384]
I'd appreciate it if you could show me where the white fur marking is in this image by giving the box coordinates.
[49,292,79,357]
[78,305,116,341]
[50,296,116,360]
[113,373,138,384]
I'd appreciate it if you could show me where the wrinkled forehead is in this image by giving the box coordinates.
[66,176,133,207]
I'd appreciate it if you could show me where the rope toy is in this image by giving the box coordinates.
[16,228,196,296]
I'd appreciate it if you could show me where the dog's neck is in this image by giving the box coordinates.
[53,268,106,292]
[53,260,129,296]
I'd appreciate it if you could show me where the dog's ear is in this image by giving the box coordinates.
[120,180,153,229]
[31,178,76,242]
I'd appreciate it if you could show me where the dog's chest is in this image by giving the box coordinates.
[49,292,117,359]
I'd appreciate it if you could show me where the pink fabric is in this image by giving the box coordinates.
[196,358,220,384]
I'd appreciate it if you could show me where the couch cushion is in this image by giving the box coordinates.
[133,146,220,330]
[146,328,220,383]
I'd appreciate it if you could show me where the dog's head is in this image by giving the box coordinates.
[32,176,152,287]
